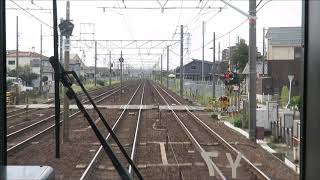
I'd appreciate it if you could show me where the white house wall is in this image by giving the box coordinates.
[267,45,298,60]
[7,57,33,70]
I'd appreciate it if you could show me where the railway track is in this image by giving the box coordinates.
[6,82,135,155]
[79,81,145,180]
[151,82,270,180]
[6,84,119,122]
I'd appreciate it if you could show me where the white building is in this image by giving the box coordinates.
[266,27,302,60]
[6,51,49,87]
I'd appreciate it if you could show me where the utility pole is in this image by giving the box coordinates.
[119,51,124,95]
[180,25,184,96]
[228,33,231,70]
[39,24,43,93]
[94,41,97,86]
[15,16,19,104]
[166,46,169,89]
[262,27,266,76]
[59,18,63,63]
[63,0,70,143]
[109,51,112,86]
[218,42,221,62]
[0,0,7,165]
[212,32,216,103]
[53,0,60,158]
[160,54,163,85]
[248,0,257,141]
[16,16,19,82]
[202,21,205,82]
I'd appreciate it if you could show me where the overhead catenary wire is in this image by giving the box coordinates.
[190,0,271,52]
[9,0,52,28]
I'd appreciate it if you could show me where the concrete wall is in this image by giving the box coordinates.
[268,46,295,60]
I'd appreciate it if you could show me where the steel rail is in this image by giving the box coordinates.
[6,84,119,119]
[80,81,143,180]
[155,83,271,180]
[6,85,126,140]
[7,108,39,119]
[128,82,145,174]
[7,84,130,153]
[151,82,226,180]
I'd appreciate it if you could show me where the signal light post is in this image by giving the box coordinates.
[59,0,74,143]
[119,51,124,96]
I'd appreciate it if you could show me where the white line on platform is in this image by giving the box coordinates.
[159,143,168,165]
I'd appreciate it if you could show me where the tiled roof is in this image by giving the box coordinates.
[265,27,302,46]
[6,50,49,59]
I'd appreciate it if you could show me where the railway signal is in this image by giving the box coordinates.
[224,71,240,86]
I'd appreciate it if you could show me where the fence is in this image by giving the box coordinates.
[271,121,293,148]
[168,78,225,98]
[166,78,226,106]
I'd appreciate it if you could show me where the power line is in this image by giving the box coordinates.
[189,1,228,31]
[187,0,211,26]
[191,0,270,52]
[257,0,272,12]
[256,0,263,8]
[9,0,52,28]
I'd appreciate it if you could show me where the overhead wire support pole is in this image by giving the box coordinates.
[40,24,43,93]
[119,51,124,96]
[109,51,112,86]
[0,0,7,165]
[160,54,163,85]
[212,32,216,104]
[16,16,19,101]
[262,27,265,76]
[248,0,257,141]
[59,18,63,63]
[167,46,169,89]
[94,41,97,87]
[218,42,220,61]
[202,21,205,82]
[63,0,70,143]
[180,25,184,96]
[52,0,60,158]
[220,0,256,19]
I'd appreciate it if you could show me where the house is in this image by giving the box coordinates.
[6,50,47,74]
[175,59,228,81]
[242,27,302,102]
[84,66,111,79]
[6,50,50,87]
[242,61,269,99]
[266,27,302,60]
[69,54,86,77]
[266,27,302,96]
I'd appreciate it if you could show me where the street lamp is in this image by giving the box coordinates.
[286,75,294,109]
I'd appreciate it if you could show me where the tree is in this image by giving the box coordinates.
[8,65,38,86]
[230,39,249,72]
[280,86,289,107]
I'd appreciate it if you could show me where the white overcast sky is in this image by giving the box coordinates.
[5,0,302,70]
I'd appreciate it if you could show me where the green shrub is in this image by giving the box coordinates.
[233,115,242,127]
[280,86,289,107]
[97,80,105,86]
[290,96,301,109]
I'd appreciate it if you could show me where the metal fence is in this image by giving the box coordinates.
[167,79,225,99]
[271,121,293,148]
